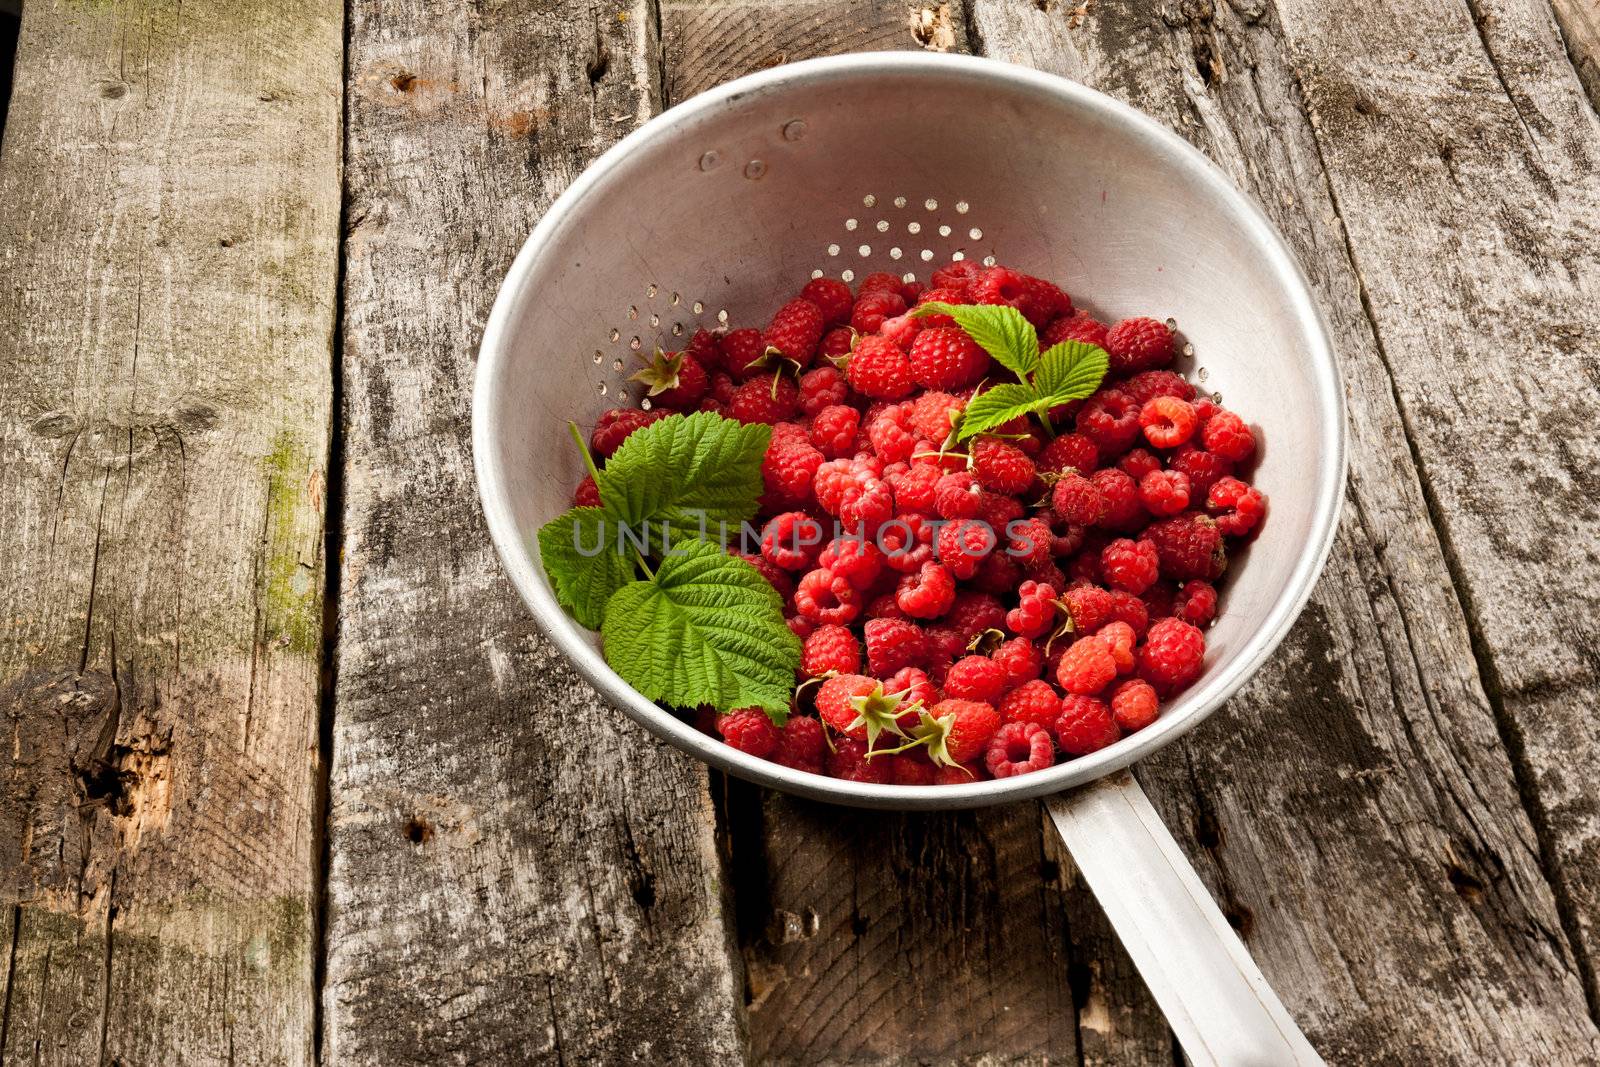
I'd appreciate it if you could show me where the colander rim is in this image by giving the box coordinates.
[473,51,1347,811]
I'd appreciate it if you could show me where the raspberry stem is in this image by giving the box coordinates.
[567,420,604,484]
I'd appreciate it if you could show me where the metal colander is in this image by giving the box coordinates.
[476,53,1341,1065]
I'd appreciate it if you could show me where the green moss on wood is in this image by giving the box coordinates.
[261,430,322,657]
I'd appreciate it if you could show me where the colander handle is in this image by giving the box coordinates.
[1046,770,1325,1067]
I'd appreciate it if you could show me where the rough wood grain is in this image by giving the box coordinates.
[1551,0,1600,110]
[661,0,968,103]
[0,2,340,1065]
[971,0,1600,1060]
[660,12,1174,1064]
[324,3,746,1063]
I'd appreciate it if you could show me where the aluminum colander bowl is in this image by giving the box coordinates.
[476,53,1342,1066]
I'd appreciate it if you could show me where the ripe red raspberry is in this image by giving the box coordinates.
[886,464,940,515]
[1200,410,1256,462]
[1104,317,1175,374]
[840,478,894,534]
[884,666,939,710]
[1042,311,1109,349]
[1051,471,1103,526]
[917,699,1001,766]
[971,265,1029,312]
[1110,679,1160,733]
[786,615,815,640]
[881,311,924,350]
[739,551,796,602]
[1139,469,1191,516]
[1056,634,1118,695]
[820,327,854,361]
[997,679,1062,728]
[944,655,1009,704]
[769,715,827,773]
[763,298,824,367]
[1066,544,1104,585]
[846,335,914,399]
[573,474,601,507]
[1122,369,1197,406]
[933,761,988,784]
[807,403,857,457]
[850,290,908,334]
[629,349,710,410]
[1174,579,1218,628]
[1006,517,1055,567]
[718,327,768,378]
[896,560,957,619]
[591,407,666,457]
[709,371,738,406]
[908,326,990,390]
[800,277,853,325]
[977,492,1024,535]
[930,259,986,293]
[1060,583,1115,635]
[993,636,1044,686]
[933,470,984,519]
[761,511,826,570]
[798,365,848,414]
[817,536,884,589]
[816,674,916,747]
[729,375,799,425]
[1055,695,1121,755]
[909,391,964,443]
[922,625,968,678]
[858,271,906,296]
[1207,476,1266,536]
[864,617,926,677]
[1107,589,1150,636]
[1044,513,1086,557]
[688,326,718,364]
[1169,444,1233,498]
[1145,513,1226,581]
[761,429,822,508]
[1117,448,1162,481]
[972,438,1036,494]
[1090,468,1143,530]
[1098,620,1137,673]
[794,568,860,626]
[1100,538,1160,594]
[1006,580,1059,639]
[716,708,780,758]
[827,738,893,783]
[1140,396,1199,449]
[911,287,963,326]
[1138,617,1206,695]
[936,518,997,580]
[1076,389,1142,455]
[884,752,938,785]
[867,403,918,463]
[985,721,1056,777]
[813,457,867,515]
[945,589,1005,641]
[878,513,934,572]
[1142,581,1177,621]
[802,625,861,677]
[972,550,1021,596]
[1038,432,1098,475]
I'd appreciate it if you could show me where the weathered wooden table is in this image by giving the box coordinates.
[4,1,1600,1063]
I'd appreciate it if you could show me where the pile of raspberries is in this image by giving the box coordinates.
[579,261,1264,785]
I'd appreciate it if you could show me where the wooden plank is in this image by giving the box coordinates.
[972,0,1600,1059]
[661,0,967,103]
[1551,0,1600,110]
[324,3,747,1063]
[657,12,1173,1064]
[0,2,340,1065]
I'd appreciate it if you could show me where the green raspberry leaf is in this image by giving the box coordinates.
[602,538,800,717]
[1035,340,1110,405]
[914,302,1040,379]
[955,382,1047,442]
[599,411,771,534]
[538,508,635,629]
